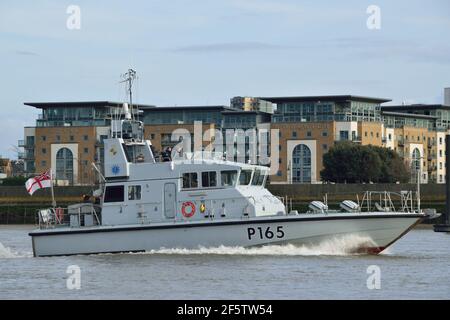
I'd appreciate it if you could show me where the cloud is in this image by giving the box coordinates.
[171,41,291,53]
[15,50,39,56]
[229,0,302,16]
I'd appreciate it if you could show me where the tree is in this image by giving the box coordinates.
[321,142,410,183]
[0,176,28,186]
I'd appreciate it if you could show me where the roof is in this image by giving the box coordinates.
[257,95,391,104]
[381,111,438,119]
[381,104,450,111]
[142,105,236,112]
[221,110,268,115]
[24,101,156,109]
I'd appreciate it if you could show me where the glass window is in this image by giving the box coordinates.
[56,148,73,183]
[128,185,141,200]
[201,171,217,188]
[239,170,252,185]
[104,185,124,203]
[257,170,265,186]
[221,170,237,187]
[251,170,261,186]
[182,173,198,189]
[339,131,349,140]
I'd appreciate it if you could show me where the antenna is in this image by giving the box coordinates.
[120,68,137,105]
[120,69,137,119]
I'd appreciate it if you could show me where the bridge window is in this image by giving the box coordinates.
[239,170,252,185]
[128,185,141,200]
[182,172,198,189]
[202,171,217,188]
[251,169,266,186]
[221,170,237,187]
[251,170,261,185]
[104,185,124,203]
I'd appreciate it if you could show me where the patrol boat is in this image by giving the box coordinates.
[29,104,432,257]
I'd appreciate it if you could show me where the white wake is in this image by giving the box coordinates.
[144,234,378,256]
[0,242,31,259]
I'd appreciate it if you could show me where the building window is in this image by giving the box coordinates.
[276,170,282,176]
[70,135,74,141]
[42,148,46,154]
[41,136,46,141]
[84,148,89,154]
[322,131,328,137]
[339,131,349,141]
[182,173,198,189]
[150,134,155,140]
[417,136,420,142]
[292,144,312,183]
[370,132,374,137]
[292,131,297,138]
[83,135,88,141]
[56,147,74,184]
[364,132,368,137]
[376,133,379,138]
[201,171,217,188]
[83,160,88,165]
[440,137,443,145]
[388,133,392,141]
[440,150,442,157]
[411,148,421,182]
[440,175,443,182]
[104,185,124,203]
[279,145,282,151]
[56,135,61,141]
[221,170,238,187]
[440,162,443,170]
[306,131,312,137]
[128,185,141,200]
[323,144,328,150]
[41,160,47,167]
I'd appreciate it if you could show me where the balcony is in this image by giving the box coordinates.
[18,151,25,159]
[18,140,25,147]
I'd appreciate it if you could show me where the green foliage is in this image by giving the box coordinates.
[321,142,410,183]
[0,176,28,186]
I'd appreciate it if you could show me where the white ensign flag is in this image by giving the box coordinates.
[25,169,52,195]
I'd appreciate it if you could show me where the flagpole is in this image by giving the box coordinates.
[50,168,56,208]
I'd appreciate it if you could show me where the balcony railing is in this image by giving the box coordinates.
[18,140,25,147]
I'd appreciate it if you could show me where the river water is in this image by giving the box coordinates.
[0,225,449,299]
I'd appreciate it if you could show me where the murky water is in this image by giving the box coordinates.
[0,225,449,299]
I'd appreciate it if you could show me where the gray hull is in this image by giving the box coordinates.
[30,213,424,257]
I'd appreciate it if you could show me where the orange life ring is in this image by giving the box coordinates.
[181,201,196,218]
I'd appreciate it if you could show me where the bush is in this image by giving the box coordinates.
[1,176,28,186]
[321,142,410,183]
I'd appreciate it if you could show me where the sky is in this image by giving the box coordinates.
[0,0,449,159]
